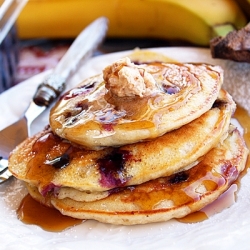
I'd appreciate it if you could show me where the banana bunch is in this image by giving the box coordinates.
[16,0,247,46]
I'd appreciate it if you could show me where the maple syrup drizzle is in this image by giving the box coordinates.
[17,194,83,232]
[177,211,208,223]
[232,105,250,191]
[16,106,250,229]
[178,105,250,223]
[234,105,250,155]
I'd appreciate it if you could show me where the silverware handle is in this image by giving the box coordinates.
[32,17,108,107]
[33,74,65,106]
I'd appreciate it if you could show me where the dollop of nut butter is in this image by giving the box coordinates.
[103,57,157,97]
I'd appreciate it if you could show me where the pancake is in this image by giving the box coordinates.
[128,48,177,64]
[8,89,235,196]
[49,60,223,150]
[26,127,249,225]
[56,187,110,202]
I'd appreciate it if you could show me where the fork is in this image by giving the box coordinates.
[0,17,108,183]
[0,157,11,183]
[0,100,48,183]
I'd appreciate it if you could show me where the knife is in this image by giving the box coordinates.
[0,17,108,162]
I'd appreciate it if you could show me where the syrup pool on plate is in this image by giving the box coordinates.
[17,194,83,232]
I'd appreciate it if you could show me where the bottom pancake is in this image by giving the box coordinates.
[27,126,248,225]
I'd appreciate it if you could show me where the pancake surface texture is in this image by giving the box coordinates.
[49,59,223,149]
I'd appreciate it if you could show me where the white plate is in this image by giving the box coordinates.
[0,47,250,250]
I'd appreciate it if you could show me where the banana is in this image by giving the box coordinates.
[16,0,247,46]
[234,0,250,20]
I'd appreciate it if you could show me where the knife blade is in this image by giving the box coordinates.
[0,17,108,160]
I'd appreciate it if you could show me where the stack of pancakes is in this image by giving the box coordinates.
[9,51,249,225]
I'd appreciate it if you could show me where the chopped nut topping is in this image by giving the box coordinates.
[103,57,157,97]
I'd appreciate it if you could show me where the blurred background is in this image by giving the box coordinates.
[0,0,250,93]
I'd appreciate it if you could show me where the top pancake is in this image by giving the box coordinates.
[8,89,235,195]
[49,60,223,149]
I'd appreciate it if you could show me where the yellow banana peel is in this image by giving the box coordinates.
[16,0,247,46]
